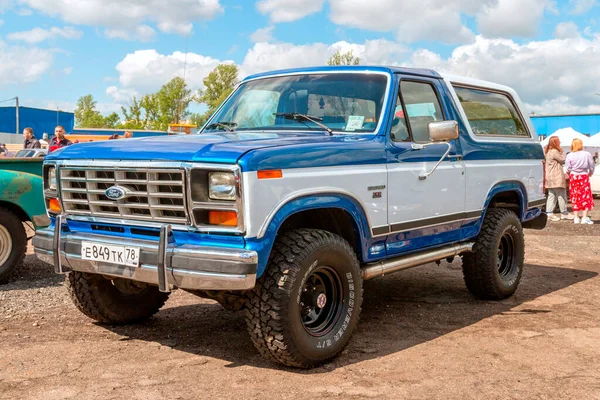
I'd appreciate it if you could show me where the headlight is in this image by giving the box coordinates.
[47,167,57,191]
[208,172,236,201]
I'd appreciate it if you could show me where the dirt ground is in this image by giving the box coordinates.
[1,212,600,400]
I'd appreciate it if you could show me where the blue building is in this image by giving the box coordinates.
[531,114,600,138]
[0,106,75,136]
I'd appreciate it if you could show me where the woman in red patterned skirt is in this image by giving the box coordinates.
[566,138,595,224]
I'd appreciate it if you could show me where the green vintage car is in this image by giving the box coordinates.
[0,158,49,281]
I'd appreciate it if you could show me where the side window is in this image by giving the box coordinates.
[399,81,444,142]
[453,86,529,137]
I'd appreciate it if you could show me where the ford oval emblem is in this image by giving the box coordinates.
[105,186,127,201]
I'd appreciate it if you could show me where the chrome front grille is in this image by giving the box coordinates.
[60,168,187,224]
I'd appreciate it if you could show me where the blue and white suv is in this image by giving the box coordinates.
[34,66,546,368]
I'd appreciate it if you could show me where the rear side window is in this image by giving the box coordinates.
[399,81,444,142]
[453,86,529,137]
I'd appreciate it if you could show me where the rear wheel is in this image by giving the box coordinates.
[0,209,27,283]
[462,208,524,300]
[245,229,363,368]
[66,271,169,324]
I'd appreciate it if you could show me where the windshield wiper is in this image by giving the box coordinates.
[205,121,237,132]
[274,113,333,135]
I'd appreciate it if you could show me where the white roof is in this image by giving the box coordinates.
[440,73,518,97]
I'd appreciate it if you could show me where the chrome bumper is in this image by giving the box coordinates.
[33,218,257,292]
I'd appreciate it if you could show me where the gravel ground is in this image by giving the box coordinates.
[1,209,600,400]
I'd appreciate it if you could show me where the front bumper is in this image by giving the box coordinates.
[33,220,257,292]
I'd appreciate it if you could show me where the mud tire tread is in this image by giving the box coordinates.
[245,229,362,369]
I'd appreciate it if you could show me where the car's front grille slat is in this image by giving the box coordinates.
[60,167,188,225]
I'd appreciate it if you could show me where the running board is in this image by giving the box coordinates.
[361,243,474,281]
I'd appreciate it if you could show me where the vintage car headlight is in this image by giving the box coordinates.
[208,172,236,201]
[47,167,57,191]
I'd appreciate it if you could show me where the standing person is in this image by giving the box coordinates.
[566,138,595,224]
[23,127,41,149]
[545,136,574,221]
[50,125,72,149]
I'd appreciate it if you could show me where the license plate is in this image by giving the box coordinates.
[81,241,140,267]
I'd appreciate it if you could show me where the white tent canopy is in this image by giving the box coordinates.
[587,132,600,147]
[540,127,600,155]
[540,127,590,147]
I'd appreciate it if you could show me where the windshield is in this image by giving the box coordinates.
[203,73,389,134]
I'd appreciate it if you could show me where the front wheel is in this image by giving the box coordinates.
[462,208,525,300]
[245,229,363,368]
[66,272,170,325]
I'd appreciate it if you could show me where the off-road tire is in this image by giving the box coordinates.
[0,208,27,283]
[245,229,363,369]
[462,208,525,300]
[66,271,169,325]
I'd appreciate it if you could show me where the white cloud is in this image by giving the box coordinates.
[525,96,600,115]
[20,0,223,36]
[257,0,325,23]
[106,86,139,105]
[407,35,600,114]
[328,0,494,44]
[0,20,4,27]
[106,39,408,102]
[250,25,275,43]
[7,26,83,43]
[114,49,227,94]
[63,67,73,75]
[16,8,33,16]
[477,0,556,38]
[240,39,408,76]
[569,0,597,14]
[554,22,580,39]
[105,25,156,42]
[0,40,53,85]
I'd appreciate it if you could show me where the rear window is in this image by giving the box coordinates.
[453,86,529,137]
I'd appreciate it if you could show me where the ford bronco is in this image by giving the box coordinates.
[34,66,546,368]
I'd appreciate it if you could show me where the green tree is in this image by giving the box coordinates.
[197,64,239,122]
[103,112,121,129]
[120,77,193,131]
[156,77,193,129]
[74,94,104,128]
[327,49,360,66]
[189,112,207,128]
[75,94,123,128]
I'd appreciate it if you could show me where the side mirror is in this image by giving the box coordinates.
[428,120,458,142]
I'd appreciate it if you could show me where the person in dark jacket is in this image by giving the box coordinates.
[23,127,41,149]
[49,125,72,148]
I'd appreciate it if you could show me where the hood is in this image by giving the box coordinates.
[45,132,344,164]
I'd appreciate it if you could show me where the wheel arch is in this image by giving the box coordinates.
[0,201,30,223]
[247,193,373,276]
[482,181,528,221]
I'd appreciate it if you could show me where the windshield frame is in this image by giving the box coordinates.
[200,70,393,135]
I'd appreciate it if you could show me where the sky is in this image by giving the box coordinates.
[0,0,599,118]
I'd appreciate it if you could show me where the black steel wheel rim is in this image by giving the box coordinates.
[300,266,343,337]
[497,231,515,277]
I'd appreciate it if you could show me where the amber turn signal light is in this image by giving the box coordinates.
[208,210,238,226]
[257,170,283,179]
[48,198,61,214]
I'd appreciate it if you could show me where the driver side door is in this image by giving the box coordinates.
[385,78,467,256]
